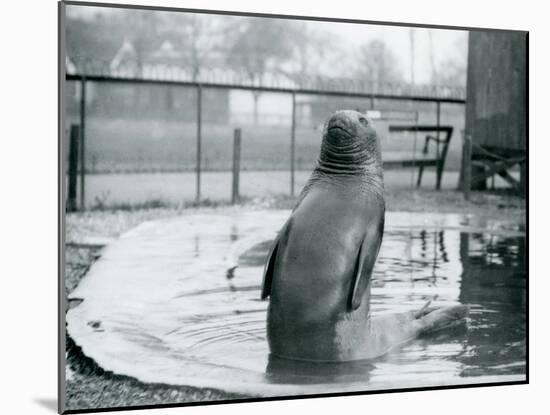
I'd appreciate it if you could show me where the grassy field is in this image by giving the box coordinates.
[76,169,520,210]
[65,104,465,174]
[65,104,470,210]
[64,188,525,410]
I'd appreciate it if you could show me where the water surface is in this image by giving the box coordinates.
[67,210,526,397]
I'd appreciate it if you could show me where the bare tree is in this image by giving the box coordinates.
[436,58,467,87]
[119,9,159,72]
[434,35,468,88]
[66,9,226,80]
[284,22,342,78]
[428,30,438,87]
[225,17,297,124]
[65,10,127,64]
[409,29,416,85]
[160,13,225,81]
[354,39,404,87]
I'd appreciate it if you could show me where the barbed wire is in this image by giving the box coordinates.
[66,56,466,100]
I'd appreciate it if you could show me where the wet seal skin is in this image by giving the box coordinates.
[261,110,468,362]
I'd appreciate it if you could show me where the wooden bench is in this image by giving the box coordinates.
[467,139,525,193]
[385,125,454,189]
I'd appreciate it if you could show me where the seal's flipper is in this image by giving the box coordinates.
[417,304,469,334]
[350,217,384,310]
[260,240,279,300]
[413,296,439,318]
[261,221,289,300]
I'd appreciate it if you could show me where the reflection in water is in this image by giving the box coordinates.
[67,212,526,396]
[439,231,449,263]
[457,232,526,376]
[227,226,239,288]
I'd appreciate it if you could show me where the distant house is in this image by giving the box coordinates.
[149,40,182,64]
[67,39,333,127]
[109,39,140,76]
[66,39,230,124]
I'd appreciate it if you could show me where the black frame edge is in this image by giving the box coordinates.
[59,1,67,414]
[62,0,528,33]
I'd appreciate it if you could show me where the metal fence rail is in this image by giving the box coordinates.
[66,58,466,103]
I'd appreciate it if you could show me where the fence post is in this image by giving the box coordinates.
[290,91,296,197]
[79,77,86,210]
[462,133,472,201]
[196,84,202,203]
[67,124,80,212]
[232,128,242,205]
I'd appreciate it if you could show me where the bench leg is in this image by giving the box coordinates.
[416,166,424,188]
[435,157,446,190]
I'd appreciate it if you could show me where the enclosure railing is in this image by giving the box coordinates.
[64,60,466,210]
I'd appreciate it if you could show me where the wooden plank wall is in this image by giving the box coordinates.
[465,30,527,152]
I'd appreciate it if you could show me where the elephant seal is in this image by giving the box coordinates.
[261,110,468,362]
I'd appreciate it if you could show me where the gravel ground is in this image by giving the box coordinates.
[63,188,526,411]
[65,336,246,412]
[269,188,526,220]
[64,206,254,411]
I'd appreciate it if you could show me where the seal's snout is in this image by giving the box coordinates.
[327,113,355,140]
[327,113,352,133]
[326,111,371,141]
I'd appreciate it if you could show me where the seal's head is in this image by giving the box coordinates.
[319,110,382,173]
[324,110,375,145]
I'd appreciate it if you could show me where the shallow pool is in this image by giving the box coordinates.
[67,210,526,398]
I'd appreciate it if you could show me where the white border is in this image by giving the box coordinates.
[1,0,544,414]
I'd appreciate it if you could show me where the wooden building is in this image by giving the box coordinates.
[464,30,528,192]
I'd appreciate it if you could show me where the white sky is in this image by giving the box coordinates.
[306,19,467,83]
[67,5,468,84]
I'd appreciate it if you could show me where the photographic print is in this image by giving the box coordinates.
[59,1,527,413]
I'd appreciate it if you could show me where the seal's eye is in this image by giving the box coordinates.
[358,117,368,127]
